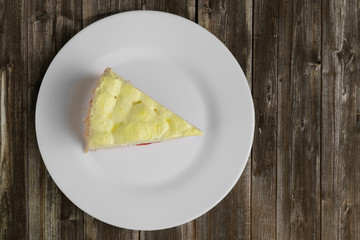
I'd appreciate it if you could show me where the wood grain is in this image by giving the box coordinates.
[276,0,294,238]
[142,0,196,21]
[252,0,278,238]
[82,0,141,27]
[0,0,27,239]
[26,0,83,239]
[321,0,360,239]
[196,0,252,239]
[84,216,139,240]
[1,0,360,238]
[284,0,321,239]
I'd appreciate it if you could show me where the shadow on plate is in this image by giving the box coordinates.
[67,75,98,150]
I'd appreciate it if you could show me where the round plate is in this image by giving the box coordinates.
[36,11,254,230]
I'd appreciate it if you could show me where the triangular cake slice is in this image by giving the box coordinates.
[84,68,202,151]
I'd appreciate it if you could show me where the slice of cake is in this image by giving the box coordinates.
[84,68,202,151]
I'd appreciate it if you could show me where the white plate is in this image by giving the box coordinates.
[36,11,254,230]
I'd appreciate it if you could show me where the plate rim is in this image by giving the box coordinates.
[35,10,255,230]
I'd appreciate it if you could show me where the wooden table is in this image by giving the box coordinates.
[1,0,359,239]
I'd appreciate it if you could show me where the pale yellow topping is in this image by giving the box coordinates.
[87,68,202,149]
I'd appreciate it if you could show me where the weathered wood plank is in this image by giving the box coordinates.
[27,0,83,239]
[321,0,360,239]
[276,0,293,238]
[252,0,278,238]
[142,0,196,21]
[281,0,322,239]
[196,0,252,239]
[84,216,139,240]
[82,0,141,27]
[82,1,141,239]
[0,0,27,239]
[139,225,195,240]
[60,194,84,240]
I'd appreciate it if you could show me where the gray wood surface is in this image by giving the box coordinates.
[0,0,27,239]
[321,0,360,239]
[252,0,278,238]
[1,0,359,239]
